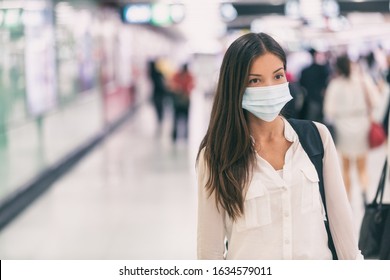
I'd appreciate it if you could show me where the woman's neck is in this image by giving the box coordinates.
[249,116,285,142]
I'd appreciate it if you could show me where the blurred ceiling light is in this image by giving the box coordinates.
[170,4,185,23]
[300,0,322,20]
[123,4,152,24]
[122,3,184,26]
[151,3,171,26]
[285,0,300,19]
[220,3,237,22]
[322,0,339,18]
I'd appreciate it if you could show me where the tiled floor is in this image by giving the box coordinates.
[0,100,199,259]
[0,92,388,259]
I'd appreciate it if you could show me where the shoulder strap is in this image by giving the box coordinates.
[287,118,338,260]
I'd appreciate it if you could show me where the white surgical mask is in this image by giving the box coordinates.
[242,82,292,122]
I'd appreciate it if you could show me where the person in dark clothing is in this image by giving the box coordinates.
[170,63,194,142]
[299,48,330,123]
[281,72,307,119]
[148,60,167,133]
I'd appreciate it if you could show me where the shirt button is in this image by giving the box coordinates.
[285,239,290,245]
[284,212,289,217]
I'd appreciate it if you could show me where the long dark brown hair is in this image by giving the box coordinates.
[196,32,287,220]
[336,55,351,78]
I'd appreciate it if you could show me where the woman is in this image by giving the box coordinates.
[196,33,362,260]
[324,55,379,204]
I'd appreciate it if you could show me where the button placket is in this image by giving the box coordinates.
[281,160,293,260]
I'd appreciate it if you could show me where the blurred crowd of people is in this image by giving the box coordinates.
[147,47,390,206]
[148,59,194,143]
[286,47,390,205]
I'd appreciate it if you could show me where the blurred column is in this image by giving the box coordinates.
[177,0,225,54]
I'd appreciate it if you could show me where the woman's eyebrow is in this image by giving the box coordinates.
[249,67,284,76]
[273,67,284,73]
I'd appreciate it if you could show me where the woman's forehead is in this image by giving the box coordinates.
[249,53,284,72]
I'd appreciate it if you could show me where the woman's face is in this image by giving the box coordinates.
[247,52,287,88]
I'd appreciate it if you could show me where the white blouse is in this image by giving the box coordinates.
[197,118,363,260]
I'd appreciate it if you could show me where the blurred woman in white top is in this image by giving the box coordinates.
[324,55,379,204]
[196,33,362,260]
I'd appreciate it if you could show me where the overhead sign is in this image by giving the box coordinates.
[121,3,185,26]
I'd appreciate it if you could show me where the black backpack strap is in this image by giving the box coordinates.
[288,118,338,260]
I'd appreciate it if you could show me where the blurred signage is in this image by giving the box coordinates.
[121,3,185,26]
[0,8,23,30]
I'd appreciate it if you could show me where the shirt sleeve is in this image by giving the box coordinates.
[314,122,364,260]
[197,148,226,259]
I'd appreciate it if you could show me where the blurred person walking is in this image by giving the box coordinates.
[324,55,380,205]
[361,52,390,135]
[281,71,307,119]
[170,63,194,142]
[148,60,168,135]
[197,33,362,260]
[299,48,330,123]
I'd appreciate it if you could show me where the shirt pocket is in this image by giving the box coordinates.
[300,165,321,214]
[236,180,272,232]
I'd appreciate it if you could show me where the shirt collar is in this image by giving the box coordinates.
[280,116,298,143]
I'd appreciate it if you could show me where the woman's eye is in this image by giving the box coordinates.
[275,74,284,80]
[248,78,261,85]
